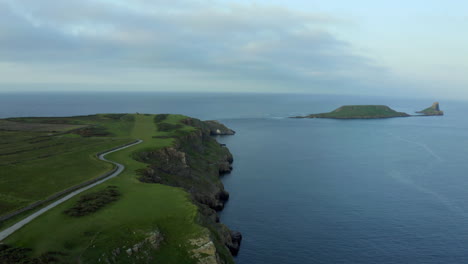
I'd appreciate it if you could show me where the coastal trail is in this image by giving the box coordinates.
[0,139,143,241]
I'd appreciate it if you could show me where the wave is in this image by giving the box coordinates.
[387,133,443,162]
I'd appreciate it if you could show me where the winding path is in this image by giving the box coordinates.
[0,139,143,241]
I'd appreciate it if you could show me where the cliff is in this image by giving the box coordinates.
[0,114,240,264]
[204,120,236,135]
[135,116,241,262]
[293,105,410,119]
[416,102,444,116]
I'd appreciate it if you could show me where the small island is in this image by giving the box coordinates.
[292,105,410,119]
[416,102,444,116]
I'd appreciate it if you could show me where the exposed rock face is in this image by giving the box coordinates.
[190,233,220,264]
[182,118,235,135]
[136,146,192,184]
[416,102,444,116]
[219,162,233,174]
[105,229,164,263]
[204,121,236,135]
[227,231,243,256]
[135,118,241,262]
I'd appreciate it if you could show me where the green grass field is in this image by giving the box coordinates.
[1,114,223,264]
[0,115,136,215]
[307,105,410,119]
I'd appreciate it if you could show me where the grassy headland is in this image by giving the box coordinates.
[1,114,238,264]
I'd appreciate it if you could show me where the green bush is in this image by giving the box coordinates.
[64,186,121,217]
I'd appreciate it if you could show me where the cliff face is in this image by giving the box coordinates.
[203,120,236,135]
[135,117,241,263]
[416,102,444,116]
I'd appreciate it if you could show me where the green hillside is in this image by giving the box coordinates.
[0,114,238,264]
[295,105,410,119]
[416,102,444,116]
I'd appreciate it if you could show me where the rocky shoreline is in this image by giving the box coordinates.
[135,116,241,263]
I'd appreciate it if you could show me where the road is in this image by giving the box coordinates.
[0,139,143,241]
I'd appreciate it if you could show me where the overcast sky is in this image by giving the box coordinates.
[1,0,467,99]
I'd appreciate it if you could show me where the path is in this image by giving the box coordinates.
[0,139,143,241]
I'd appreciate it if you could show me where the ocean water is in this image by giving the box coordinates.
[2,92,468,263]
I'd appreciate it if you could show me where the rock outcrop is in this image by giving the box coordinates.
[204,121,236,135]
[225,230,243,256]
[100,229,164,263]
[136,118,241,262]
[190,232,221,264]
[182,119,235,135]
[416,102,444,116]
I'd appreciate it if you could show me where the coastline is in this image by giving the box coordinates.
[136,116,242,261]
[0,114,240,264]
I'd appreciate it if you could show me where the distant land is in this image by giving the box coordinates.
[0,114,240,264]
[293,103,444,119]
[416,102,444,116]
[292,105,410,119]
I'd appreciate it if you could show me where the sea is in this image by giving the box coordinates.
[2,92,468,263]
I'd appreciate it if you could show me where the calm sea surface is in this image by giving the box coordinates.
[2,92,468,263]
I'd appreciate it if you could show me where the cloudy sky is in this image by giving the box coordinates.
[1,0,467,98]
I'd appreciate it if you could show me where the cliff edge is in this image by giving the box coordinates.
[136,115,242,263]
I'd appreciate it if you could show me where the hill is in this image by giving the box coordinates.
[0,114,239,264]
[293,105,410,119]
[416,102,444,116]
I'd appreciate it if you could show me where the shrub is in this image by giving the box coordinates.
[64,186,121,217]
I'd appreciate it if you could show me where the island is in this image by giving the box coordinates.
[0,114,240,264]
[292,105,410,119]
[416,102,444,116]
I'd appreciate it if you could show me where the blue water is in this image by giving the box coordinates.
[2,92,468,263]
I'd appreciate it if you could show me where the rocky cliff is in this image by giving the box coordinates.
[416,102,444,116]
[135,117,241,263]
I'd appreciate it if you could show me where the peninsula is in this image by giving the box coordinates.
[0,114,239,264]
[293,105,410,119]
[416,102,444,116]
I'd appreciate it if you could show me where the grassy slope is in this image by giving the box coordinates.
[417,104,443,115]
[308,105,409,119]
[4,114,207,263]
[0,115,135,215]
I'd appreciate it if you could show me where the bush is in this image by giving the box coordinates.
[71,126,111,137]
[64,186,121,217]
[154,114,169,123]
[157,122,183,132]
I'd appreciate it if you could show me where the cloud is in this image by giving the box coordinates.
[0,0,388,93]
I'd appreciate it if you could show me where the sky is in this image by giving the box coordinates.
[0,0,467,99]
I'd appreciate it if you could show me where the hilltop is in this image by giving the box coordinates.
[293,105,410,119]
[416,102,444,116]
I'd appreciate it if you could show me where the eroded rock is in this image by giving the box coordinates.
[190,233,220,264]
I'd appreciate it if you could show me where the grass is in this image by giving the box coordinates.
[0,120,85,132]
[2,114,211,264]
[417,103,444,115]
[308,105,410,119]
[0,115,136,216]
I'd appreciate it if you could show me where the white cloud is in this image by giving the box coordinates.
[0,0,389,93]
